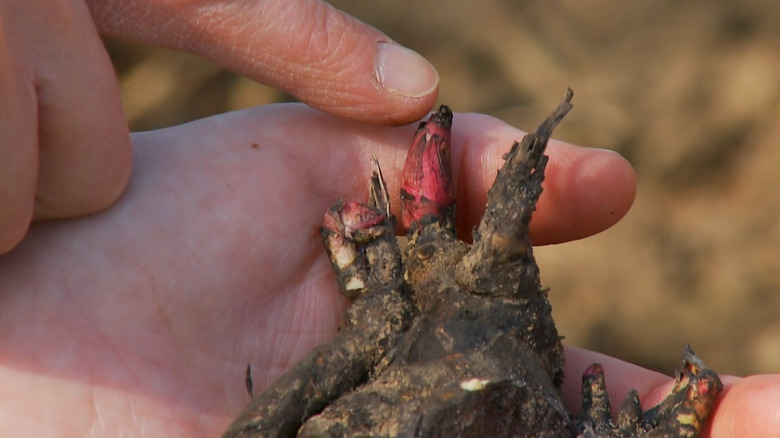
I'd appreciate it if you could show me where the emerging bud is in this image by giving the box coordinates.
[400,105,455,232]
[321,200,387,298]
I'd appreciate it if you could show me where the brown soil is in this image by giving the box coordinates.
[108,0,780,377]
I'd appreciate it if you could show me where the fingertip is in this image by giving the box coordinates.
[706,374,780,438]
[375,43,439,99]
[313,74,439,125]
[33,130,133,220]
[451,112,636,244]
[95,0,440,126]
[0,27,37,254]
[31,6,134,221]
[275,5,440,125]
[353,42,440,125]
[532,143,636,244]
[0,210,33,255]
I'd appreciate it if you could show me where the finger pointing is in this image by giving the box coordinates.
[88,0,439,125]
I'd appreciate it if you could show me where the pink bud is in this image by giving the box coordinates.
[400,105,455,232]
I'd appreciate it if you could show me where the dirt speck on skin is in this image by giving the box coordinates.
[109,0,780,377]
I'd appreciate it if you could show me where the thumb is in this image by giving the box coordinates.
[88,0,439,125]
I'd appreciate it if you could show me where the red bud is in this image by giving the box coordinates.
[323,201,387,244]
[400,106,455,232]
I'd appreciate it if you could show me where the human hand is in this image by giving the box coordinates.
[0,104,772,437]
[1,0,439,252]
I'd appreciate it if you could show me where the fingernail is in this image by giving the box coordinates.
[375,42,439,98]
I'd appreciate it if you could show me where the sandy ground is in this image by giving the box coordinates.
[109,0,780,377]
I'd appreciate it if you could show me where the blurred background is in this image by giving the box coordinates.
[106,0,780,377]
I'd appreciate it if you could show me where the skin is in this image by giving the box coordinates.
[0,1,777,437]
[0,106,776,436]
[0,0,438,252]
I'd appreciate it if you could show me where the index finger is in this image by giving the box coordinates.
[87,0,439,125]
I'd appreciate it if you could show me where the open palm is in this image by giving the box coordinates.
[0,104,774,437]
